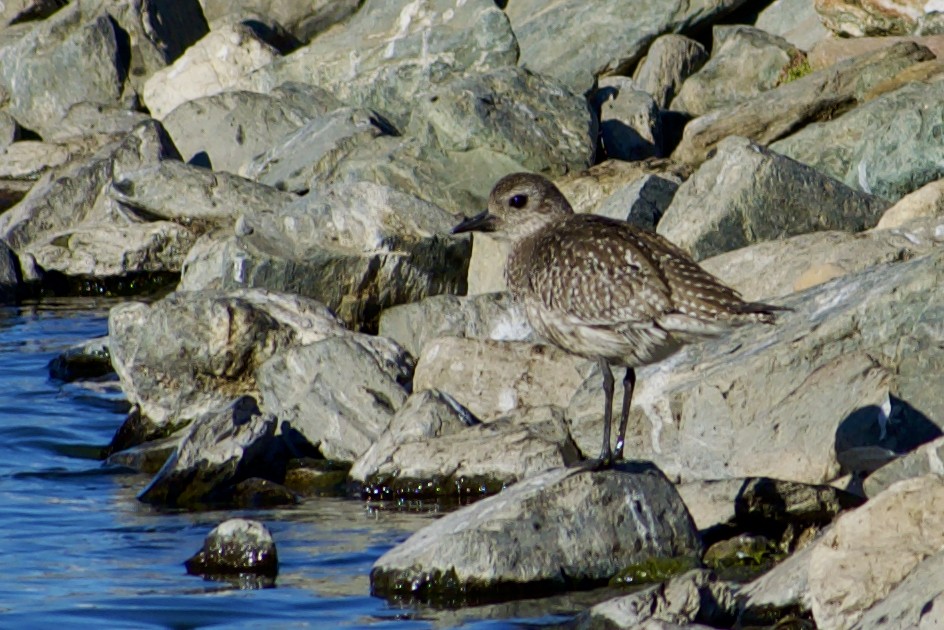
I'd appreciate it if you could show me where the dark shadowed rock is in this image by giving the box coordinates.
[659,136,889,260]
[256,334,414,463]
[594,78,662,161]
[200,0,360,42]
[47,335,111,382]
[771,79,944,202]
[371,464,701,605]
[185,518,278,585]
[138,396,283,509]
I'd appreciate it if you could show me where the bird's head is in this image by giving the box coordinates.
[452,173,574,241]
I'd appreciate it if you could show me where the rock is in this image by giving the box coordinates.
[105,429,184,474]
[771,79,944,202]
[863,57,944,101]
[815,0,944,37]
[632,34,708,109]
[137,396,283,508]
[755,0,832,51]
[45,103,152,144]
[875,178,944,229]
[698,226,936,301]
[0,1,207,136]
[48,337,114,383]
[351,394,580,498]
[407,66,597,177]
[556,159,693,216]
[594,78,662,161]
[255,334,414,463]
[580,569,735,629]
[851,548,944,629]
[675,479,742,531]
[143,23,280,121]
[178,179,471,330]
[863,435,944,497]
[569,249,944,485]
[0,240,20,302]
[370,464,701,604]
[659,136,889,261]
[184,518,278,582]
[503,0,746,95]
[736,538,818,624]
[201,0,360,42]
[592,174,679,228]
[808,34,944,70]
[108,289,346,439]
[672,25,798,117]
[735,478,864,530]
[808,475,944,629]
[378,293,533,359]
[239,0,518,130]
[672,41,934,165]
[160,84,343,172]
[0,0,63,27]
[109,160,295,228]
[463,233,512,295]
[413,337,590,422]
[241,106,398,193]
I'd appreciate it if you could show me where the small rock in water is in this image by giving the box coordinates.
[185,518,278,586]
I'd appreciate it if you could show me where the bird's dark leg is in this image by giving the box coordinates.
[597,357,615,467]
[613,367,636,461]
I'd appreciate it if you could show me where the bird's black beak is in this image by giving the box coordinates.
[451,210,497,234]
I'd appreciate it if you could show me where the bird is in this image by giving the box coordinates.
[452,172,784,467]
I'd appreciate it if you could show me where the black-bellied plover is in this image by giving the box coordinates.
[453,173,783,467]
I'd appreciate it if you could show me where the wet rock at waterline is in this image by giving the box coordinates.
[137,396,290,509]
[185,518,278,587]
[351,394,580,499]
[371,464,701,605]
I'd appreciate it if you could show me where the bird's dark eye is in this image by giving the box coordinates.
[509,194,528,208]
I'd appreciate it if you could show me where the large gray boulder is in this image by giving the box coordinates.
[179,179,470,330]
[371,464,701,603]
[755,0,831,51]
[108,289,346,438]
[255,334,414,463]
[771,79,944,202]
[160,85,343,172]
[672,41,934,165]
[659,136,889,261]
[568,249,944,485]
[671,25,798,116]
[503,0,748,95]
[239,0,519,129]
[137,396,281,509]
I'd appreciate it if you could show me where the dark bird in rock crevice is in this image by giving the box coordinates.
[453,172,785,467]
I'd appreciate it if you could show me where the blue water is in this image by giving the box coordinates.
[0,299,576,629]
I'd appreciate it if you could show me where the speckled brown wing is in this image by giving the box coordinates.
[519,214,675,326]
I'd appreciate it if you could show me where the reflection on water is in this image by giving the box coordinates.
[0,299,581,628]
